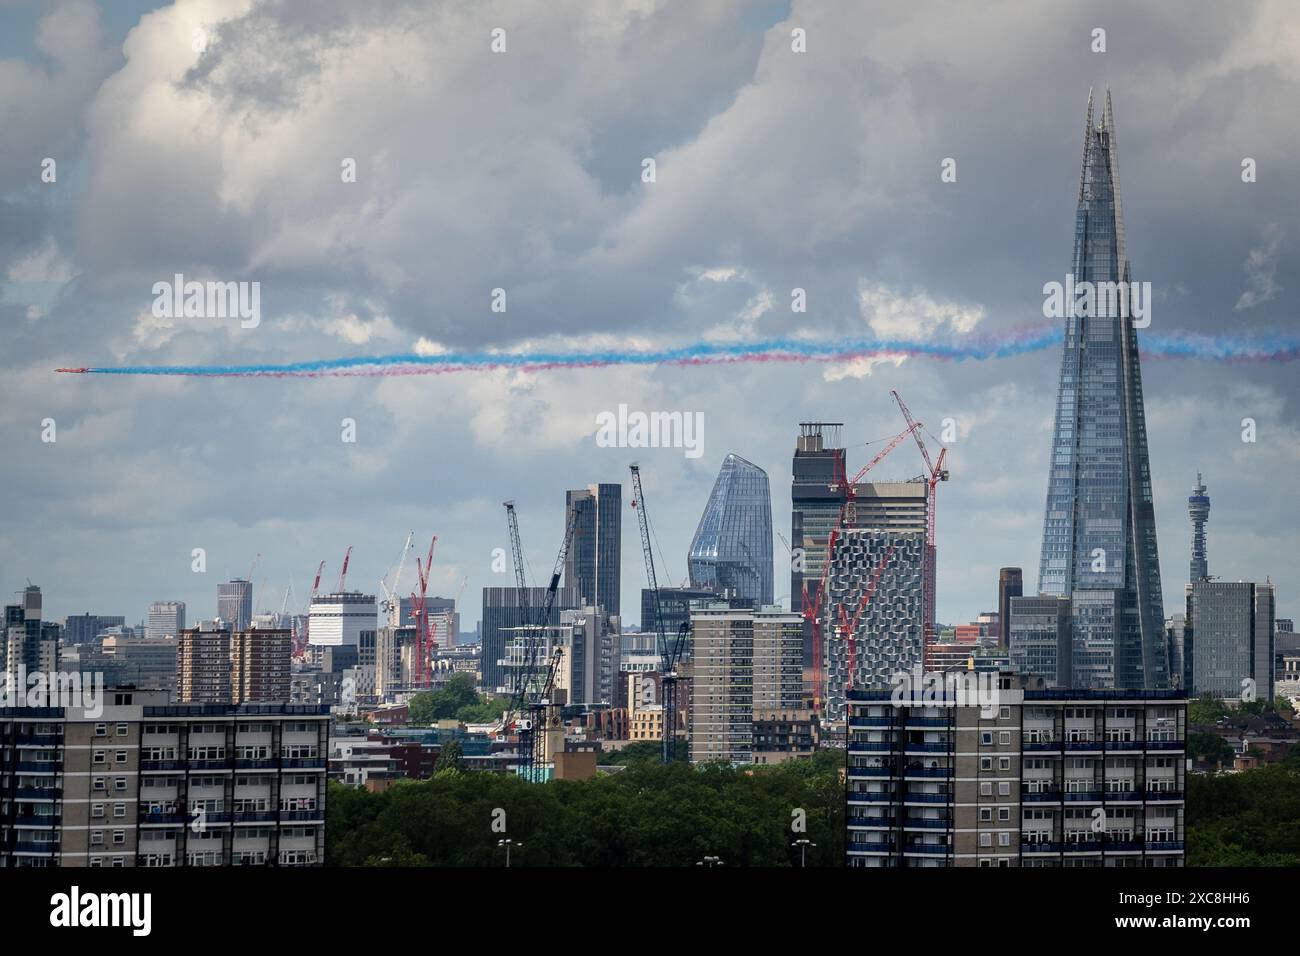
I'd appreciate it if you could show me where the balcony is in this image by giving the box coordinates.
[903,717,950,728]
[14,787,61,800]
[138,812,187,825]
[281,809,323,822]
[1022,842,1063,853]
[1104,789,1142,802]
[903,844,951,855]
[234,758,276,770]
[848,717,895,728]
[1145,790,1184,802]
[233,810,277,823]
[848,742,895,752]
[1064,740,1101,752]
[15,761,61,774]
[1105,739,1142,751]
[15,733,63,746]
[1146,841,1184,852]
[902,767,952,778]
[847,792,894,804]
[1022,739,1061,751]
[847,766,891,778]
[187,758,232,771]
[1062,840,1104,852]
[1022,790,1062,802]
[902,742,952,754]
[281,758,327,769]
[902,792,950,804]
[903,818,949,830]
[1063,791,1103,802]
[140,759,184,772]
[12,842,59,854]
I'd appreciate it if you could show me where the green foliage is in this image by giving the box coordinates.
[407,674,502,726]
[1187,732,1235,767]
[1188,694,1229,725]
[325,752,845,867]
[599,740,686,765]
[436,738,465,773]
[1274,696,1296,716]
[1187,751,1300,866]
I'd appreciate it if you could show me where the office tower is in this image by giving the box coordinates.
[559,607,620,706]
[0,688,328,867]
[63,614,127,646]
[687,604,805,764]
[1188,474,1211,582]
[1166,614,1190,691]
[564,483,621,616]
[1036,90,1167,690]
[217,579,253,632]
[480,586,580,693]
[998,568,1023,649]
[792,422,848,668]
[146,601,186,640]
[4,586,59,698]
[688,453,774,605]
[1188,580,1273,701]
[1008,596,1072,687]
[231,627,292,704]
[307,591,377,648]
[846,682,1186,867]
[176,622,232,704]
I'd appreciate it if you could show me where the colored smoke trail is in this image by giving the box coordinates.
[55,327,1299,378]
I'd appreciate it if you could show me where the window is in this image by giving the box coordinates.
[114,751,128,763]
[979,808,992,822]
[113,830,126,845]
[999,731,1011,746]
[113,804,127,819]
[91,804,105,818]
[999,757,1011,771]
[980,732,993,746]
[998,807,1011,822]
[92,777,106,792]
[999,706,1010,720]
[115,723,129,737]
[998,782,1011,796]
[998,833,1011,847]
[113,778,127,792]
[90,831,104,845]
[94,723,107,737]
[979,782,992,797]
[89,857,103,868]
[979,833,992,847]
[93,750,106,764]
[980,757,992,771]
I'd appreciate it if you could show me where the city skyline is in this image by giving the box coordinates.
[2,1,1296,636]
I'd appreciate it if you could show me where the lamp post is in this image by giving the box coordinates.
[791,838,817,867]
[498,838,522,867]
[695,855,723,868]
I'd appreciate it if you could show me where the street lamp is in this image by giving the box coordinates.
[498,838,522,867]
[791,838,817,867]
[695,855,723,867]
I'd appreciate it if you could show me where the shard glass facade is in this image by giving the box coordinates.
[1037,90,1168,689]
[688,454,774,606]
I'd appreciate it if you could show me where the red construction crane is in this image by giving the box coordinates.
[802,422,917,716]
[337,546,353,592]
[411,536,437,688]
[890,389,949,647]
[295,559,326,660]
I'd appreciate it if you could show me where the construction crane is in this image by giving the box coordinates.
[890,390,949,647]
[411,536,437,688]
[379,531,415,624]
[801,421,917,716]
[501,502,584,780]
[337,546,353,592]
[630,463,689,764]
[503,502,530,644]
[295,560,326,660]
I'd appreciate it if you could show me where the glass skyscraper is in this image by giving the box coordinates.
[688,454,774,606]
[564,483,621,616]
[1037,90,1168,689]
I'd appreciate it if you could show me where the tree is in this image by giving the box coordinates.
[436,738,465,773]
[1188,694,1229,725]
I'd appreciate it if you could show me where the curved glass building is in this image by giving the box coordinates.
[688,454,774,605]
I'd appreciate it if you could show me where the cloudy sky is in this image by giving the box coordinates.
[2,0,1296,633]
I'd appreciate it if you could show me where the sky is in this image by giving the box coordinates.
[1,0,1296,632]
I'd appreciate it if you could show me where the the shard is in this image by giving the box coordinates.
[1036,90,1168,690]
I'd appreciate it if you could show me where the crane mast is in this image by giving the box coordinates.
[629,464,686,764]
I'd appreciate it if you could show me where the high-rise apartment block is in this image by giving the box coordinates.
[1036,91,1167,690]
[846,682,1186,867]
[564,483,621,617]
[231,627,292,704]
[3,587,59,695]
[688,454,774,605]
[687,604,804,765]
[0,688,328,867]
[176,622,233,704]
